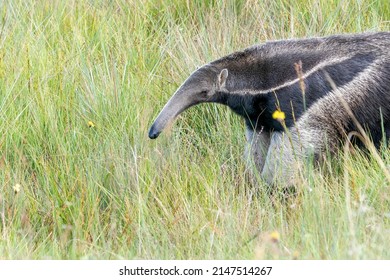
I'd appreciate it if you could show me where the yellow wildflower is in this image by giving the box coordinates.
[292,251,300,259]
[12,183,21,194]
[270,231,280,243]
[88,121,95,128]
[272,110,285,121]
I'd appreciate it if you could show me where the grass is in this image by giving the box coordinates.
[0,0,389,259]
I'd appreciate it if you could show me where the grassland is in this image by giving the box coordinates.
[0,0,389,259]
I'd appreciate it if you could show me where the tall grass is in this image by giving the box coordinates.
[0,0,389,259]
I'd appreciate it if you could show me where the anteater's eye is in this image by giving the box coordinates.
[200,90,208,95]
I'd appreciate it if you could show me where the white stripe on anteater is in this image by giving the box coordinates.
[228,55,353,96]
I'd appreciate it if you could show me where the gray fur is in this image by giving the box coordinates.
[149,32,390,186]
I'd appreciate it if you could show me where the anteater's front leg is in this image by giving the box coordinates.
[245,127,270,177]
[261,128,323,188]
[261,132,297,187]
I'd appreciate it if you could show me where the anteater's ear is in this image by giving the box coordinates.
[218,68,228,89]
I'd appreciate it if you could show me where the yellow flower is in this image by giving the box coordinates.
[12,183,21,194]
[292,251,300,259]
[270,231,280,243]
[272,110,285,121]
[88,121,95,128]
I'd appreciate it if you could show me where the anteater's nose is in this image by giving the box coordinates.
[148,125,160,139]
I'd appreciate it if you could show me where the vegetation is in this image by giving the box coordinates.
[0,0,389,259]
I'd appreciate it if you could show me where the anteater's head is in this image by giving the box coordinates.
[148,66,228,139]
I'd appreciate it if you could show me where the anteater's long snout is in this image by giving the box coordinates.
[148,90,196,140]
[148,124,161,139]
[148,111,171,140]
